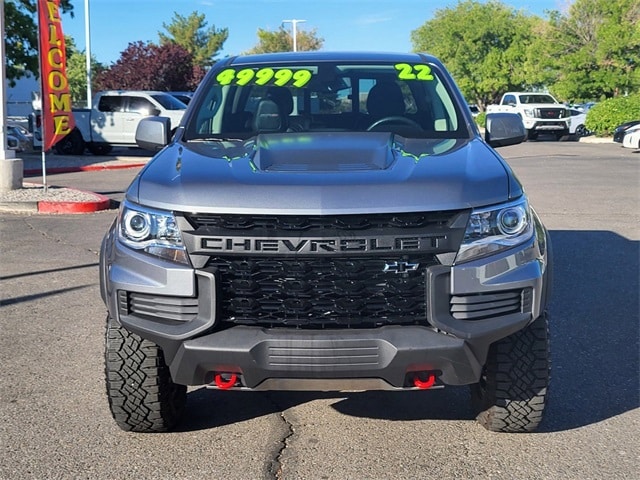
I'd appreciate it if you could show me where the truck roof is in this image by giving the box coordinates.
[223,51,445,68]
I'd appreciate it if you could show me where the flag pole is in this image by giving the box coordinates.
[36,0,47,192]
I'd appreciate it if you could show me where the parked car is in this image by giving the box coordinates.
[568,109,591,138]
[169,92,194,105]
[52,90,187,155]
[7,123,34,152]
[621,123,640,149]
[613,120,640,143]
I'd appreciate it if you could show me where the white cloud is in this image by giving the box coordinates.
[355,13,394,26]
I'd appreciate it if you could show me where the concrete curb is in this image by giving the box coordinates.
[0,190,112,214]
[38,190,113,214]
[24,162,147,176]
[0,159,144,214]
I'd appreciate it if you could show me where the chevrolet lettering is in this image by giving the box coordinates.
[100,51,552,434]
[196,234,449,254]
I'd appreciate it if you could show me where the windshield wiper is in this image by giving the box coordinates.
[186,137,245,143]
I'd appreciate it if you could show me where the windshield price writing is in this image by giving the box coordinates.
[216,68,313,88]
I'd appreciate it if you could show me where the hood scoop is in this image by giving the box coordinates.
[251,132,396,172]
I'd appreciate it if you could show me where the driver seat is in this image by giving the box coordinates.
[367,81,406,118]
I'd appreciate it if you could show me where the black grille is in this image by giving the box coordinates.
[181,211,465,329]
[206,255,437,328]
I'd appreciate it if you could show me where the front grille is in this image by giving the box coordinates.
[206,255,438,328]
[536,108,566,119]
[180,211,466,329]
[449,288,531,320]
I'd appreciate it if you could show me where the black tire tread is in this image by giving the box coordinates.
[53,128,85,155]
[104,316,186,432]
[471,315,550,433]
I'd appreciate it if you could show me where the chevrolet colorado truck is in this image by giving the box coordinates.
[53,90,187,155]
[487,92,570,140]
[100,51,552,433]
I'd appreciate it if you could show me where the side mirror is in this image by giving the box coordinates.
[136,116,171,151]
[485,112,526,148]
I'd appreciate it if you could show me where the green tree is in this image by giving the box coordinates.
[545,0,640,102]
[410,0,541,110]
[158,11,228,69]
[245,26,323,54]
[4,0,74,85]
[64,37,106,107]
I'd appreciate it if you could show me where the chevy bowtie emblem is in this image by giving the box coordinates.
[383,261,420,274]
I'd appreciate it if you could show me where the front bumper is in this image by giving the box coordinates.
[100,216,551,390]
[522,119,569,132]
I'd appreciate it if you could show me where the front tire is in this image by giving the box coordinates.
[575,125,589,137]
[105,315,186,432]
[53,128,85,155]
[471,314,550,433]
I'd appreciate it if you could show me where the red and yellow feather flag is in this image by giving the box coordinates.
[37,0,75,152]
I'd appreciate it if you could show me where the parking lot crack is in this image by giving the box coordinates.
[264,393,295,480]
[271,410,294,480]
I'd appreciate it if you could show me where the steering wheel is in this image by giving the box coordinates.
[367,116,423,132]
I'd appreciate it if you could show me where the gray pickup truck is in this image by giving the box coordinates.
[100,51,552,433]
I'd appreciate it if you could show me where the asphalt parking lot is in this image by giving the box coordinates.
[1,140,638,479]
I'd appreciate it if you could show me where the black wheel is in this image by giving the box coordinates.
[471,314,550,433]
[575,125,589,137]
[526,130,538,141]
[53,128,85,155]
[88,143,113,155]
[105,315,186,432]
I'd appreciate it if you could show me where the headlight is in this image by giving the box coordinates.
[118,200,189,264]
[455,197,533,263]
[523,109,535,118]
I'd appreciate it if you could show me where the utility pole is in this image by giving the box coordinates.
[282,19,306,52]
[84,0,93,109]
[0,1,23,192]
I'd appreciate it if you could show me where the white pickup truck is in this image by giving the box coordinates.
[486,92,570,140]
[53,91,187,155]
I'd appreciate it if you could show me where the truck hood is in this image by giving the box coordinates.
[129,132,520,214]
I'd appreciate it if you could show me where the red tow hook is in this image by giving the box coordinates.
[214,373,238,390]
[413,372,437,389]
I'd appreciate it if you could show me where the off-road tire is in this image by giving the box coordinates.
[526,129,538,141]
[105,315,186,432]
[471,314,550,433]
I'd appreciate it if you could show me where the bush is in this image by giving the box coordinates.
[475,112,487,128]
[585,95,640,136]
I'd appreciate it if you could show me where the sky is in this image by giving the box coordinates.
[59,0,571,66]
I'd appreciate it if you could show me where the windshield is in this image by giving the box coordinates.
[518,94,557,104]
[151,94,188,110]
[184,60,468,141]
